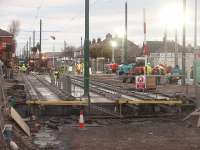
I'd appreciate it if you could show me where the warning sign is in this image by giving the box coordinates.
[136,75,146,90]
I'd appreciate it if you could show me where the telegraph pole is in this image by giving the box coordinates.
[182,0,186,85]
[23,46,26,59]
[175,29,178,66]
[81,37,83,56]
[26,41,29,62]
[194,0,198,99]
[81,37,83,48]
[39,19,42,60]
[124,1,128,64]
[84,0,90,97]
[143,8,148,66]
[29,36,31,58]
[33,30,36,47]
[194,0,197,48]
[164,29,168,63]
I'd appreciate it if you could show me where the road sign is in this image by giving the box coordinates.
[136,75,146,90]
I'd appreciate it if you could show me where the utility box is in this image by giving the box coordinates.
[91,59,96,74]
[96,57,105,74]
[136,75,156,90]
[146,76,156,89]
[195,60,200,84]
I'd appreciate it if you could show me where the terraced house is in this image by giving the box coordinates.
[0,29,14,66]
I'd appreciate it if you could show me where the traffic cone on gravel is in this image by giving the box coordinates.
[79,110,85,129]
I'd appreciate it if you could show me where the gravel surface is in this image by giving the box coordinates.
[57,120,200,150]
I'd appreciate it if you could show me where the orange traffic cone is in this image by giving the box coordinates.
[79,111,85,129]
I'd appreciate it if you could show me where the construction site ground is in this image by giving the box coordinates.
[2,73,200,150]
[58,119,200,150]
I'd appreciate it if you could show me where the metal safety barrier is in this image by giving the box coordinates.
[50,74,72,97]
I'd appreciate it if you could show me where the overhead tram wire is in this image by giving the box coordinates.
[61,0,122,35]
[17,0,45,51]
[60,0,99,34]
[18,0,105,50]
[34,0,45,25]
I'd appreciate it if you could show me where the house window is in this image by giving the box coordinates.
[2,42,6,48]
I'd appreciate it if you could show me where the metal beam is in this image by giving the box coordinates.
[194,0,198,99]
[33,30,35,47]
[29,37,31,58]
[118,99,183,105]
[175,29,178,66]
[182,0,186,85]
[84,0,90,97]
[26,41,29,61]
[194,0,198,48]
[39,19,42,59]
[143,8,148,67]
[124,1,128,64]
[26,100,88,106]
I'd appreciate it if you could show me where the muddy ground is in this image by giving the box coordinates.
[54,119,200,150]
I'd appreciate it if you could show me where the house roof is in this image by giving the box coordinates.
[30,52,63,59]
[147,41,185,53]
[43,52,63,58]
[0,29,13,37]
[147,41,163,53]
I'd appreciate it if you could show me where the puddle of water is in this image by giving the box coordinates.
[33,128,61,149]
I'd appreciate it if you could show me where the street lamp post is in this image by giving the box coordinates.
[53,42,55,67]
[50,36,56,68]
[124,1,128,64]
[182,0,186,85]
[84,0,90,97]
[111,41,117,63]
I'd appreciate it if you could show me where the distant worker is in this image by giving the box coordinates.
[152,66,160,85]
[54,71,59,80]
[54,70,59,86]
[80,63,84,74]
[59,66,65,76]
[190,66,194,79]
[20,64,27,73]
[76,63,84,75]
[146,63,152,75]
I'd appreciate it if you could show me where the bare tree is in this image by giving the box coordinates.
[8,20,20,36]
[63,45,76,59]
[8,20,20,54]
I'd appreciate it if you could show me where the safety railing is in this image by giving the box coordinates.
[118,74,184,85]
[50,74,72,97]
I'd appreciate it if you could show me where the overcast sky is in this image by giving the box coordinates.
[0,0,198,54]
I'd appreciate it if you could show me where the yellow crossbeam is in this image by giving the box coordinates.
[118,99,182,105]
[26,98,182,106]
[26,100,88,106]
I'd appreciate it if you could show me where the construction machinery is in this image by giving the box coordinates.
[28,54,49,72]
[119,57,146,83]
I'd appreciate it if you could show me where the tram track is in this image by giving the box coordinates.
[71,76,183,117]
[71,76,173,101]
[23,74,62,101]
[22,74,183,118]
[23,74,123,118]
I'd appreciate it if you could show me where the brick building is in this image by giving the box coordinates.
[0,29,14,62]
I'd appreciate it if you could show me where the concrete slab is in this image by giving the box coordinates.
[43,75,113,103]
[36,87,59,100]
[10,107,31,136]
